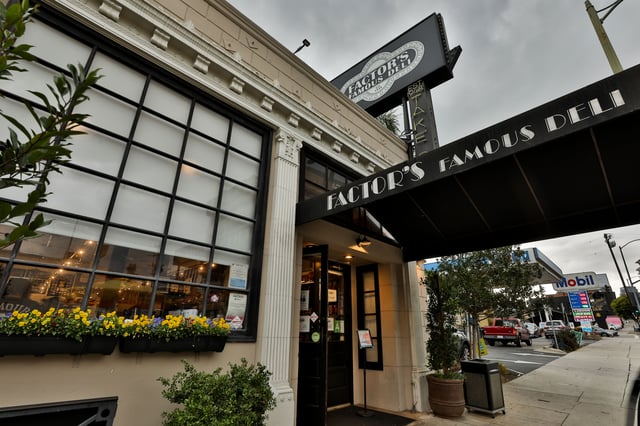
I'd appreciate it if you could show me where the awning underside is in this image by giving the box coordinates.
[365,112,640,261]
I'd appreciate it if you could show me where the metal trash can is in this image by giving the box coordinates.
[460,359,505,417]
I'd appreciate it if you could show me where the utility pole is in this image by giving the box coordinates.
[585,0,623,73]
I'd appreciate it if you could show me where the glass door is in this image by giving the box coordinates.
[327,262,352,407]
[297,245,328,426]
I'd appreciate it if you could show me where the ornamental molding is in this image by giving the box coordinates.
[43,0,398,174]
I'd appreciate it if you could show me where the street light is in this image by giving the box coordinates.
[604,233,639,327]
[619,238,640,288]
[585,0,624,73]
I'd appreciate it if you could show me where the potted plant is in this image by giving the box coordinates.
[422,270,466,418]
[119,314,230,353]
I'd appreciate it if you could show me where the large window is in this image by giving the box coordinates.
[0,11,270,339]
[356,264,383,370]
[301,150,397,243]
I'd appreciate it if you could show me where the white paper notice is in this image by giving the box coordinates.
[225,292,247,329]
[228,264,248,289]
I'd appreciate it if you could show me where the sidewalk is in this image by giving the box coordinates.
[409,333,640,425]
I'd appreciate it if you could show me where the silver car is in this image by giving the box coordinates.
[591,325,618,337]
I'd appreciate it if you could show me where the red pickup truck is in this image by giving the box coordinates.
[482,318,532,347]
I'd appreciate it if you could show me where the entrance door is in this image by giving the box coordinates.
[297,246,328,426]
[297,246,352,425]
[326,262,352,408]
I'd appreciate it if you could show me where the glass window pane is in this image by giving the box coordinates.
[305,159,327,188]
[9,61,59,103]
[212,250,250,272]
[89,274,154,317]
[364,293,377,314]
[204,288,234,318]
[363,271,375,292]
[164,239,210,261]
[365,341,379,363]
[103,226,162,254]
[0,265,90,316]
[99,228,161,276]
[21,20,91,68]
[226,151,259,187]
[168,201,215,244]
[365,317,378,336]
[176,165,221,206]
[71,131,126,176]
[111,184,169,232]
[159,253,208,284]
[123,146,177,193]
[216,214,253,253]
[134,111,185,157]
[47,168,113,219]
[184,132,225,172]
[153,283,205,317]
[221,182,256,219]
[144,80,191,123]
[16,215,101,268]
[91,52,146,102]
[78,88,137,137]
[191,103,229,142]
[328,169,348,190]
[230,124,262,158]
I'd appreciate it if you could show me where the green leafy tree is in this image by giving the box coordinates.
[0,0,101,249]
[435,246,542,357]
[611,295,635,320]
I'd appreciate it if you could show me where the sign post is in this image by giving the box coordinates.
[357,329,374,417]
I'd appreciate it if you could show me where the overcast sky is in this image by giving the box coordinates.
[226,0,640,294]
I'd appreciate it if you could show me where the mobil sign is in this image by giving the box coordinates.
[552,271,605,292]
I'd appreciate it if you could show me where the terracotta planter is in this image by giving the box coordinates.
[426,374,466,418]
[0,335,85,356]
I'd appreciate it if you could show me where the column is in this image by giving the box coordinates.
[259,129,302,426]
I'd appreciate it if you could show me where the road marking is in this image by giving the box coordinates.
[483,358,542,365]
[512,352,561,358]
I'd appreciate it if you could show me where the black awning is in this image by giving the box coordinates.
[297,64,640,261]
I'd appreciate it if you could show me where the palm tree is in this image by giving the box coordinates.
[376,110,399,134]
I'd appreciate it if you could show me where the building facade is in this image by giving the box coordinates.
[0,1,428,425]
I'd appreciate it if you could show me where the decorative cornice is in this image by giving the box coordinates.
[43,0,402,175]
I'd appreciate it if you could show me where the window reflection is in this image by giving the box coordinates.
[153,283,205,317]
[160,254,209,283]
[0,265,89,316]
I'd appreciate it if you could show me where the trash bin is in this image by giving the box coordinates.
[460,359,505,417]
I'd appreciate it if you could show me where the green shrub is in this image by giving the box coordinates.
[552,330,580,352]
[158,358,276,426]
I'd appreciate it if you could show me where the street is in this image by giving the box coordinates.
[478,336,563,377]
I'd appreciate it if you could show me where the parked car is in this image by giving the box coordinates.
[608,323,622,330]
[523,322,540,337]
[544,320,567,338]
[483,318,532,347]
[592,325,618,337]
[454,329,471,361]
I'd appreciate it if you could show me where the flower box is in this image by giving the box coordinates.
[0,334,85,356]
[119,335,227,353]
[83,335,118,355]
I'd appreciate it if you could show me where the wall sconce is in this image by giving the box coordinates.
[356,235,372,247]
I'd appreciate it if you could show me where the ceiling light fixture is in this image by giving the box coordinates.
[356,235,372,247]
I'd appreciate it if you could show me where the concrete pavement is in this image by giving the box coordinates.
[409,332,640,425]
